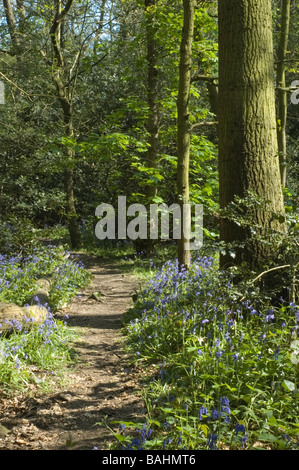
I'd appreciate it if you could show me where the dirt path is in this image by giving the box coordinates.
[0,254,146,450]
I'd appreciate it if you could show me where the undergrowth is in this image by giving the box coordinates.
[0,245,91,395]
[104,256,299,450]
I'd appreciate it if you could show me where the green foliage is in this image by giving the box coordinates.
[0,315,79,395]
[0,245,91,309]
[0,245,91,395]
[107,256,299,450]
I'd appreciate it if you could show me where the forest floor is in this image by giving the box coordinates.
[0,253,147,450]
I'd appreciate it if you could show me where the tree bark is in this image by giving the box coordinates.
[145,0,159,255]
[218,0,286,270]
[3,0,24,51]
[276,0,291,188]
[177,0,195,269]
[3,0,20,49]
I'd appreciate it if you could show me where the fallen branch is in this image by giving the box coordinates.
[250,264,291,285]
[239,264,295,303]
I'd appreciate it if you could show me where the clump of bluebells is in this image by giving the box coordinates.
[0,246,90,395]
[122,256,299,450]
[0,245,91,309]
[107,397,248,450]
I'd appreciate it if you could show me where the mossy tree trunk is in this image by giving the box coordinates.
[218,0,286,270]
[177,0,195,270]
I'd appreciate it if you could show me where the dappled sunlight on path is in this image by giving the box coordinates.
[0,255,146,450]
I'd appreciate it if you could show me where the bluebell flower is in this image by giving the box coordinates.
[266,311,275,322]
[199,406,208,420]
[162,437,173,449]
[131,437,142,449]
[235,423,246,435]
[207,433,218,450]
[215,349,224,359]
[211,408,220,420]
[240,435,247,448]
[220,396,231,423]
[164,422,170,431]
[119,424,126,435]
[273,347,280,360]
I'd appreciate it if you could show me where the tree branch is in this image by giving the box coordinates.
[191,73,218,84]
[191,121,218,131]
[0,70,33,100]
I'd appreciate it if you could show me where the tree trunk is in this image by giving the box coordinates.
[145,0,159,256]
[63,111,83,250]
[177,0,195,269]
[218,0,286,270]
[276,0,291,188]
[3,0,21,50]
[50,0,82,249]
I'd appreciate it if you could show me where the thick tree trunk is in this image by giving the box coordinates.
[218,0,286,270]
[177,0,195,269]
[276,0,291,188]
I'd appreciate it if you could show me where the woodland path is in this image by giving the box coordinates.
[0,253,146,450]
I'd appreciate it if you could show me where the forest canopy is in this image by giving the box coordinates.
[0,0,299,451]
[0,0,298,274]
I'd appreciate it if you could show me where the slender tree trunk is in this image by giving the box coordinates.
[3,0,20,49]
[276,0,291,188]
[50,0,82,249]
[145,0,159,255]
[177,0,195,269]
[16,0,26,32]
[218,0,286,270]
[63,110,83,250]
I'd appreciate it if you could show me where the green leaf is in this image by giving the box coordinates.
[148,419,161,427]
[198,424,209,436]
[282,379,295,391]
[114,433,129,442]
[224,383,237,392]
[268,415,278,426]
[257,432,279,443]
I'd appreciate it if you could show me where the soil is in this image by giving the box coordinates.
[0,254,147,450]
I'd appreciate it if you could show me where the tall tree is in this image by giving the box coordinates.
[49,0,83,249]
[145,0,159,255]
[47,0,107,248]
[276,0,291,188]
[177,0,195,269]
[218,0,286,269]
